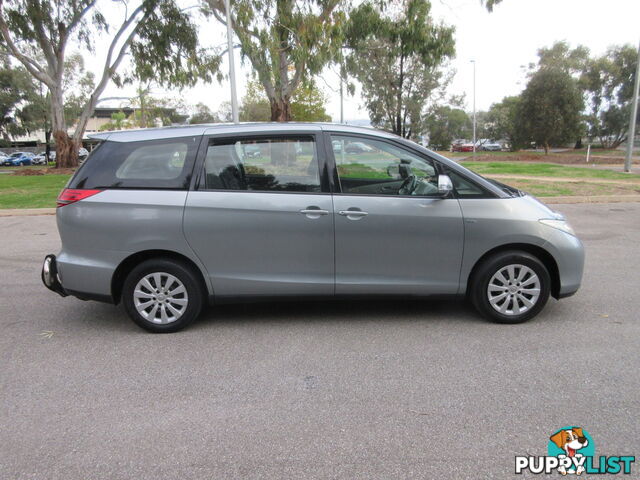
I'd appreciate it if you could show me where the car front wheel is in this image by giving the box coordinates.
[470,251,551,324]
[122,258,204,333]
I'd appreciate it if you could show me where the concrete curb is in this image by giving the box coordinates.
[1,194,639,217]
[0,208,56,217]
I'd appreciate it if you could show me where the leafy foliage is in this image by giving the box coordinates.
[127,87,187,128]
[98,111,128,131]
[189,103,221,124]
[0,0,218,166]
[485,96,522,150]
[344,0,455,138]
[532,41,590,75]
[0,54,41,142]
[424,106,471,149]
[581,44,639,148]
[203,0,344,121]
[62,53,96,126]
[517,68,584,153]
[239,79,331,122]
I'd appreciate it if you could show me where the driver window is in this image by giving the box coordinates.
[331,135,439,196]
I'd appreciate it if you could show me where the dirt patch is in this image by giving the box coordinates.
[470,152,624,165]
[12,167,76,176]
[12,169,44,176]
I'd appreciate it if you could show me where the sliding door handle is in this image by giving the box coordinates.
[338,210,368,217]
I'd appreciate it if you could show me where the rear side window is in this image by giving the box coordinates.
[69,137,199,190]
[200,136,320,193]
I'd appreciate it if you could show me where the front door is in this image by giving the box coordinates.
[329,134,464,295]
[183,132,334,298]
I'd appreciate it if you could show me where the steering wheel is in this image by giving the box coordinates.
[398,174,418,195]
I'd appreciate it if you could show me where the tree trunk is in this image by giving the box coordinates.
[544,141,550,155]
[54,130,80,168]
[49,87,80,168]
[270,98,292,122]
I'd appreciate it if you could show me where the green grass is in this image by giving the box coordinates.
[337,162,389,179]
[460,162,639,181]
[0,174,71,209]
[496,178,640,197]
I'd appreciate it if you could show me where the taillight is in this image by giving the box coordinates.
[56,188,102,207]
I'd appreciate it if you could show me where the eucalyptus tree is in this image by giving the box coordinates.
[517,68,584,154]
[0,0,219,167]
[344,0,455,138]
[581,44,639,148]
[203,0,344,121]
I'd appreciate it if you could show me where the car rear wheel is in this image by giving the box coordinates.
[122,258,204,333]
[470,250,550,324]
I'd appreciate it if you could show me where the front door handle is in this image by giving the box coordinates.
[338,209,369,217]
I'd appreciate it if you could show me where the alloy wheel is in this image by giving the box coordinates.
[487,264,541,316]
[133,272,189,324]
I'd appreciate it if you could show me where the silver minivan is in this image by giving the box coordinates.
[41,123,584,332]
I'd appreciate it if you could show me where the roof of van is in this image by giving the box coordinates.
[87,122,399,143]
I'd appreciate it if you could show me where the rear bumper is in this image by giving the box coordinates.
[41,254,68,297]
[41,253,115,303]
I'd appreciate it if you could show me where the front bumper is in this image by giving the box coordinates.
[41,254,68,297]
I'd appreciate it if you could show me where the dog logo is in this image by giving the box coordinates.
[515,426,635,475]
[549,427,591,475]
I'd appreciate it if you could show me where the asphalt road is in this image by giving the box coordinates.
[1,203,639,479]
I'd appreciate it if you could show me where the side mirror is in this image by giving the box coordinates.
[437,174,454,196]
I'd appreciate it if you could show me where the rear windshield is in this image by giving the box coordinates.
[69,137,200,190]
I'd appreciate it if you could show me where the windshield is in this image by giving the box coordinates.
[10,153,23,157]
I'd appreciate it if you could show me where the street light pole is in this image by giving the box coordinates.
[471,59,476,159]
[624,40,640,173]
[224,0,239,124]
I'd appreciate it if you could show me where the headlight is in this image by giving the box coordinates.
[539,218,575,236]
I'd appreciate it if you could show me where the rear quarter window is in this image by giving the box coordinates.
[69,137,200,190]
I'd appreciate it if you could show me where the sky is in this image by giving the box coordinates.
[92,0,640,122]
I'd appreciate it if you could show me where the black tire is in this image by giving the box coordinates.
[470,250,550,324]
[122,258,204,333]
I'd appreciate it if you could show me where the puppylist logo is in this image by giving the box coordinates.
[515,427,635,475]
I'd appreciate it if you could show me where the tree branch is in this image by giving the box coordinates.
[68,0,98,32]
[0,6,52,85]
[72,4,148,140]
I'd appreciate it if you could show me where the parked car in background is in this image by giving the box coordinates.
[2,151,35,166]
[76,148,90,165]
[32,153,47,165]
[452,141,474,152]
[42,123,584,333]
[243,144,261,158]
[479,141,502,152]
[345,141,374,154]
[32,151,56,165]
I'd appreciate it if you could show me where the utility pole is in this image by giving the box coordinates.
[224,0,239,124]
[471,59,476,159]
[624,40,640,173]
